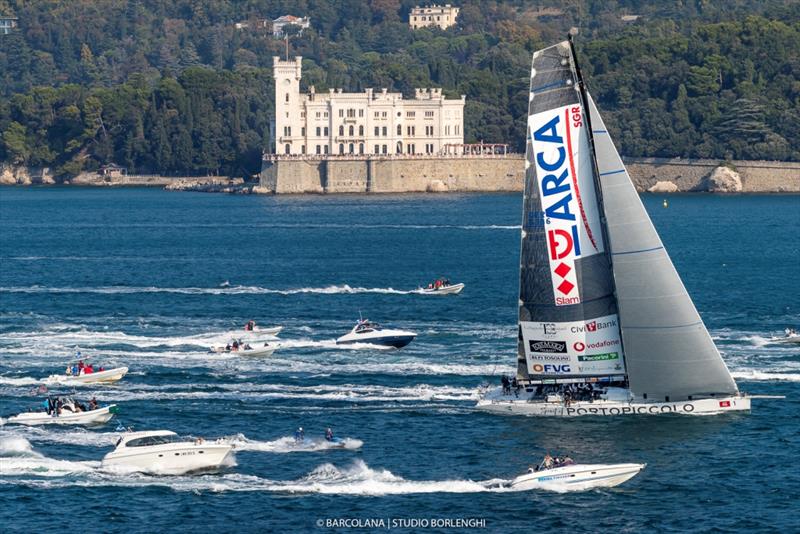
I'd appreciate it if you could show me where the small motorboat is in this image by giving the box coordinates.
[242,320,283,337]
[210,342,276,357]
[510,462,645,491]
[417,282,465,295]
[7,397,117,426]
[769,330,800,344]
[335,319,417,348]
[102,430,234,475]
[43,366,129,385]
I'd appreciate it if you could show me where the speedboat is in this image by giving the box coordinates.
[102,430,234,475]
[248,325,283,336]
[210,342,275,357]
[510,462,645,491]
[43,366,129,385]
[335,319,417,348]
[7,397,117,426]
[769,331,800,344]
[417,282,464,295]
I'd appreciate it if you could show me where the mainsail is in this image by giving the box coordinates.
[518,41,625,383]
[518,37,738,402]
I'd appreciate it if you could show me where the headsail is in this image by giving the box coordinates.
[586,94,739,401]
[518,41,625,383]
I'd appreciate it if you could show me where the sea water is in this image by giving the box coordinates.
[0,188,797,532]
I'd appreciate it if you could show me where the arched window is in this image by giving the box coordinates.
[382,144,387,154]
[339,125,344,136]
[359,143,364,154]
[397,124,402,135]
[284,144,291,154]
[396,141,402,154]
[349,125,354,136]
[339,143,344,154]
[349,143,354,154]
[358,125,364,136]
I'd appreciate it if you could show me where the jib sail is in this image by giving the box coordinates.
[586,93,739,401]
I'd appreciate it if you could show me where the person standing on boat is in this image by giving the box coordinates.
[542,453,554,469]
[325,428,334,442]
[294,427,304,443]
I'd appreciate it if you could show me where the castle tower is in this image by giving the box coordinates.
[273,56,302,154]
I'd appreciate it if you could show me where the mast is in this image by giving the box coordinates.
[567,35,629,381]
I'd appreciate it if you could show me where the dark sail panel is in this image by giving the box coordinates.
[517,42,624,382]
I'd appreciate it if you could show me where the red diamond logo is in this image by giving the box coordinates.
[554,262,571,279]
[557,280,575,295]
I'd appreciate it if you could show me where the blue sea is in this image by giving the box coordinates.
[0,188,798,533]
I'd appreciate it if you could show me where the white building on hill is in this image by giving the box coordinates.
[409,4,459,30]
[272,15,310,37]
[272,56,465,157]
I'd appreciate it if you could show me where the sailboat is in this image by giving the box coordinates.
[476,38,775,417]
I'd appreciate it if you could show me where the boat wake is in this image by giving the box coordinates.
[224,433,363,452]
[0,441,600,495]
[0,284,417,296]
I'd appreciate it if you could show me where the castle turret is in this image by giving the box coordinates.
[273,56,302,154]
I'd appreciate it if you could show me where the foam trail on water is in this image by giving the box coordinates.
[731,370,800,382]
[0,284,417,296]
[225,433,363,452]
[0,436,99,476]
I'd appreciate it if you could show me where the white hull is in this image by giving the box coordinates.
[103,443,233,475]
[476,388,751,417]
[769,335,800,345]
[211,345,275,357]
[44,367,129,385]
[511,463,645,491]
[8,405,116,426]
[241,326,283,337]
[417,283,464,295]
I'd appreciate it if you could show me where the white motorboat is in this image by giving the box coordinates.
[210,342,276,357]
[102,430,234,475]
[44,366,129,385]
[510,462,645,491]
[769,331,800,344]
[417,282,465,295]
[241,321,283,337]
[335,319,416,348]
[8,398,117,426]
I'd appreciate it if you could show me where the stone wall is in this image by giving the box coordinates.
[259,155,799,194]
[260,156,524,194]
[624,157,800,193]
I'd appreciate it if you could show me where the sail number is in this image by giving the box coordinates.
[571,106,582,128]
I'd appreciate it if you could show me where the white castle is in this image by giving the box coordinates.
[272,56,465,157]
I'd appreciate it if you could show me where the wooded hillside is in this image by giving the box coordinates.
[1,0,798,177]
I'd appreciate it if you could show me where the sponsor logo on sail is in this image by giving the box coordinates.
[570,318,617,333]
[531,105,601,307]
[528,354,571,362]
[542,323,557,336]
[532,364,572,374]
[577,352,619,362]
[529,340,567,353]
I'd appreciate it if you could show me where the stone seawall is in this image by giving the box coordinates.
[260,156,800,194]
[624,158,800,193]
[261,156,523,194]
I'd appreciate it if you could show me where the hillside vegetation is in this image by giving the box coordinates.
[0,0,798,177]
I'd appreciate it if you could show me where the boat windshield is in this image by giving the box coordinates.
[355,321,378,333]
[124,435,187,447]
